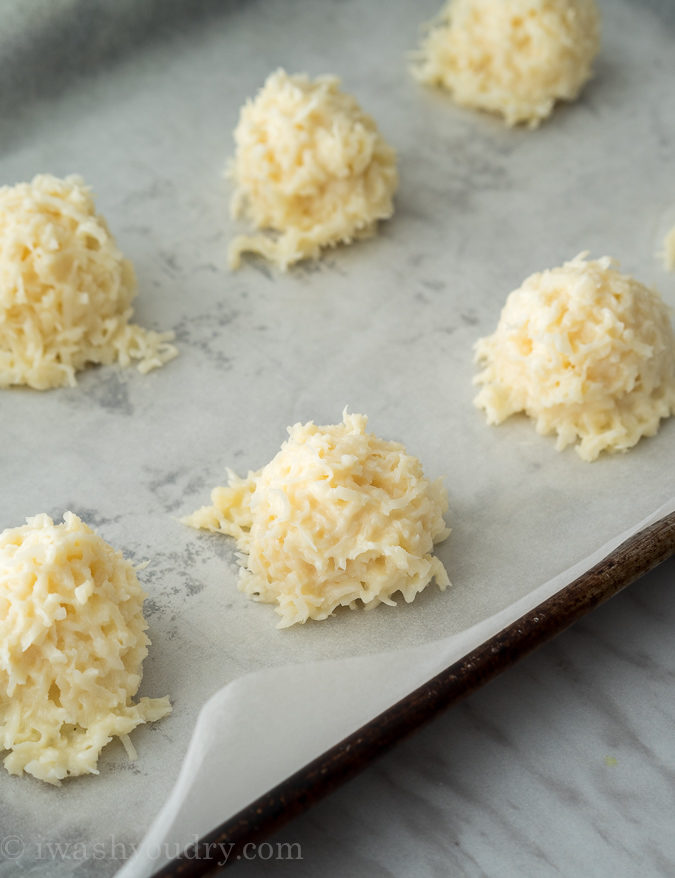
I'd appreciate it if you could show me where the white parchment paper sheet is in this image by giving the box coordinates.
[0,0,673,875]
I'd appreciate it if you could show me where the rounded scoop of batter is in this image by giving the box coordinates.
[184,411,450,627]
[227,70,398,270]
[473,254,675,461]
[412,0,600,127]
[0,174,176,390]
[0,512,170,784]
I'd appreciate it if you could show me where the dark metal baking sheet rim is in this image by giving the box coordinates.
[152,509,675,877]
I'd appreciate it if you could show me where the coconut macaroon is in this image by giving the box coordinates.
[184,411,450,627]
[0,512,171,784]
[227,70,398,271]
[412,0,600,127]
[473,254,675,461]
[0,174,177,390]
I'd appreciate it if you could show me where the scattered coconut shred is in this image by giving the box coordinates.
[0,174,177,390]
[664,225,675,272]
[183,411,450,628]
[473,254,675,461]
[0,512,170,784]
[411,0,600,127]
[227,70,398,270]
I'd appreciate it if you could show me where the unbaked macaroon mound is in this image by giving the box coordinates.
[0,174,177,390]
[183,411,450,627]
[473,254,675,461]
[0,512,171,784]
[412,0,600,127]
[227,70,398,270]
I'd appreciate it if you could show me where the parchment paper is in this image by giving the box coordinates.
[0,0,673,875]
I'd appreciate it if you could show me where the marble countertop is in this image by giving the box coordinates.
[238,557,675,878]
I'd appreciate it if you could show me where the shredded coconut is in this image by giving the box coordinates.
[411,0,600,127]
[227,70,398,270]
[473,253,675,460]
[183,411,450,627]
[0,512,170,784]
[0,174,177,390]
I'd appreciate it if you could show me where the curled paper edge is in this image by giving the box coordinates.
[117,497,675,878]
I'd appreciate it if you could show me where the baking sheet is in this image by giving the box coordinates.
[1,0,674,875]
